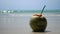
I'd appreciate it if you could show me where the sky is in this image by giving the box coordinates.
[0,0,60,10]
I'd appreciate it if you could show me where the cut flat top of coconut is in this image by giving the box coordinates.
[31,13,44,19]
[33,13,42,17]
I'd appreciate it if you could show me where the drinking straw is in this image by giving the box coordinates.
[41,5,46,14]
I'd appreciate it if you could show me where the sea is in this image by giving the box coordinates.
[0,10,60,16]
[0,10,60,34]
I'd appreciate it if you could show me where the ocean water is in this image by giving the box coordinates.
[0,10,60,13]
[0,10,60,34]
[0,10,60,16]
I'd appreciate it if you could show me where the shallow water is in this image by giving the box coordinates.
[0,14,60,34]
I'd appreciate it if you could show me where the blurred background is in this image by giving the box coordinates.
[0,0,60,10]
[0,0,60,14]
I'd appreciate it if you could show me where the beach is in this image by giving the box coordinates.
[0,13,60,34]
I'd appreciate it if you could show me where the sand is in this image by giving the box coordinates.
[0,14,60,34]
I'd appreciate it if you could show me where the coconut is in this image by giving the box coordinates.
[30,13,47,32]
[30,5,47,32]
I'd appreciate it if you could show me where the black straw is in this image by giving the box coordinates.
[41,5,46,14]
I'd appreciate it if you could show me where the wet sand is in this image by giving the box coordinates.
[0,14,60,34]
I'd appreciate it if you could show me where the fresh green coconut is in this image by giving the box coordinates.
[30,14,47,32]
[29,5,47,32]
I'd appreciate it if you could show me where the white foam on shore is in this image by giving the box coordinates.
[9,14,60,17]
[0,13,60,17]
[44,14,60,16]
